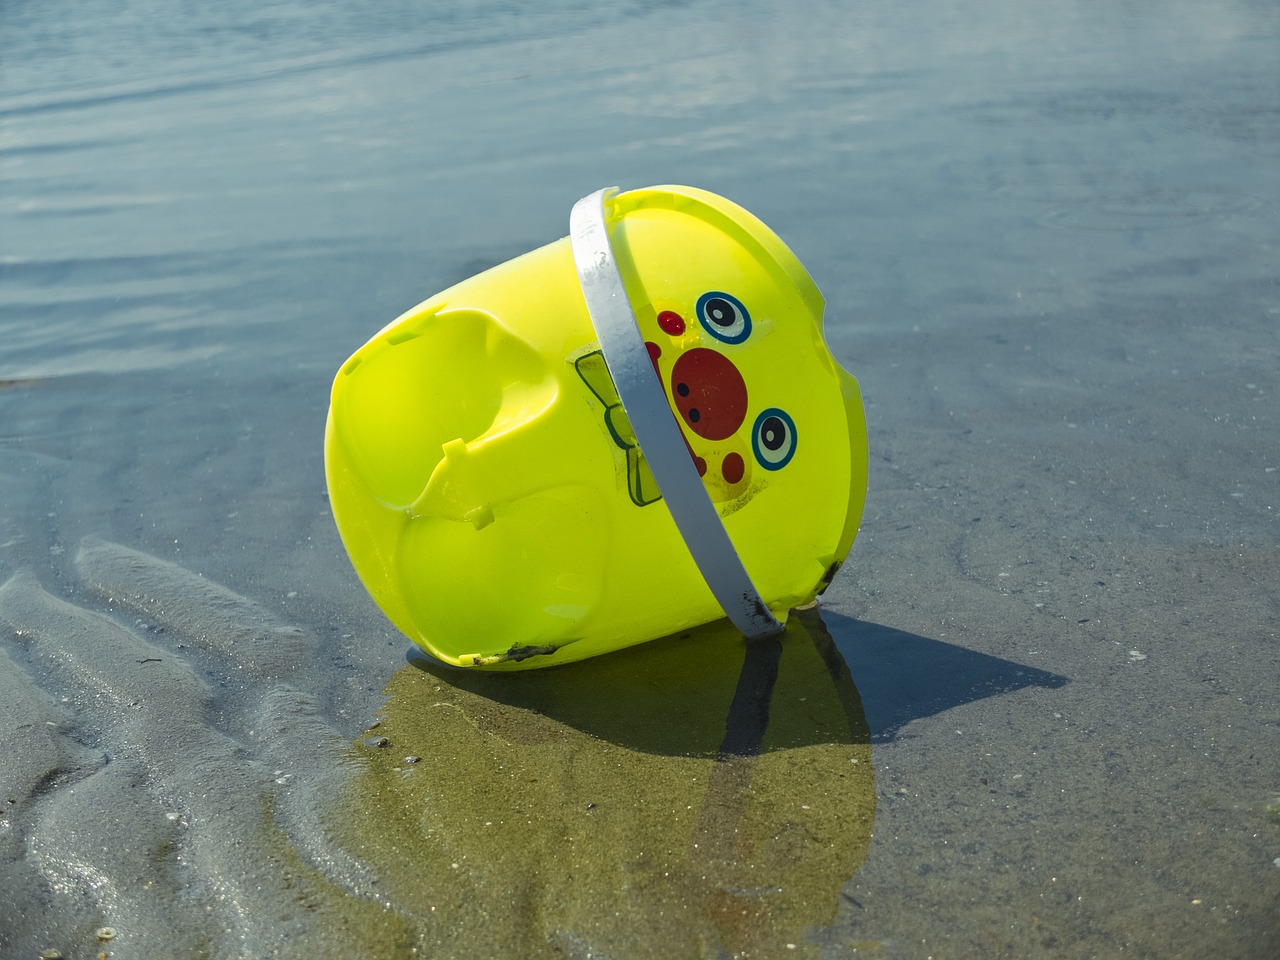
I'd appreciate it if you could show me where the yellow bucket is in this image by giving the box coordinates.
[325,185,867,668]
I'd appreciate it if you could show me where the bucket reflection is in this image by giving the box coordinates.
[335,607,874,958]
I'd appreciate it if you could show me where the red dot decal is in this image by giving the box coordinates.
[657,310,686,336]
[645,341,662,376]
[722,452,744,484]
[681,433,707,476]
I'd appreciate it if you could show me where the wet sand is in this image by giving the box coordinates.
[2,1,1278,957]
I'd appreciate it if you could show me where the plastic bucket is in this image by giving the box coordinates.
[325,185,867,668]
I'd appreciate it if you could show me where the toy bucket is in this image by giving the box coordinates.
[324,185,867,669]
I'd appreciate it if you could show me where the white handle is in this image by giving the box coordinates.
[569,187,784,639]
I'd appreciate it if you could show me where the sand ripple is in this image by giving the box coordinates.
[0,546,403,959]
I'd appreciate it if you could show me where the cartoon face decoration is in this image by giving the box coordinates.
[576,280,808,509]
[644,290,797,504]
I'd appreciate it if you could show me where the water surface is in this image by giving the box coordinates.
[2,1,1278,957]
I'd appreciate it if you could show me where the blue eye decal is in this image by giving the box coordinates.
[695,291,750,344]
[752,408,796,470]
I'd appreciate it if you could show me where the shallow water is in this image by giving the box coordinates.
[2,0,1278,957]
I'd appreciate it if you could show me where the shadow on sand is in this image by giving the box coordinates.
[329,608,1065,958]
[824,612,1069,743]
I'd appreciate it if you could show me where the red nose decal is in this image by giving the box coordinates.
[669,348,748,441]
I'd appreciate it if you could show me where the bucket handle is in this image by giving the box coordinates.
[570,187,784,640]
